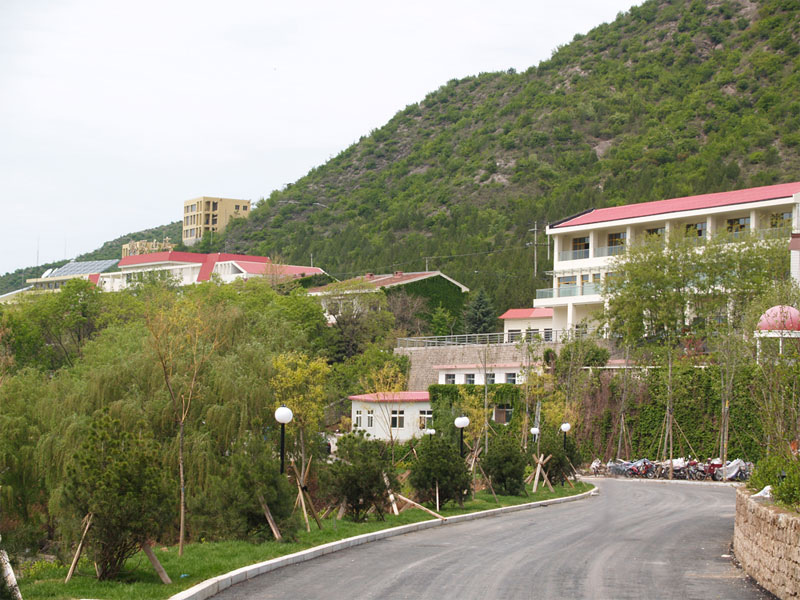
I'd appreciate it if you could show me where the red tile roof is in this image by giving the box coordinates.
[553,181,800,229]
[348,391,430,403]
[499,308,554,320]
[309,271,468,294]
[119,251,271,267]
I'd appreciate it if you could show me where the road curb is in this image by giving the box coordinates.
[582,476,741,488]
[168,487,595,600]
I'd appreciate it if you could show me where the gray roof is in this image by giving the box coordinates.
[46,259,119,278]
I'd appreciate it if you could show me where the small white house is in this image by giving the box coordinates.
[499,308,554,342]
[349,391,432,443]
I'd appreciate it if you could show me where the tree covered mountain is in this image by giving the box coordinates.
[5,0,799,310]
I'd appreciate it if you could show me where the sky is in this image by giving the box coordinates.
[0,0,641,277]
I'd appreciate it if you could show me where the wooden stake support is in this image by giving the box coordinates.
[65,513,93,583]
[394,493,445,520]
[383,473,399,516]
[141,542,172,584]
[257,493,282,541]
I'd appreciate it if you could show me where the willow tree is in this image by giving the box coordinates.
[146,295,228,556]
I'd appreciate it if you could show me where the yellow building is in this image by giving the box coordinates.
[182,196,251,246]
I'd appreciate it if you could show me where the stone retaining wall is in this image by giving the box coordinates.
[733,487,800,599]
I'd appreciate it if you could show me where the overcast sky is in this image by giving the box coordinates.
[0,0,640,277]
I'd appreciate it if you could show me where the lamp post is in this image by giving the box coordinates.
[274,405,293,475]
[454,416,470,457]
[560,422,571,450]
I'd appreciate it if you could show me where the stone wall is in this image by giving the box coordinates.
[733,487,800,599]
[395,343,547,391]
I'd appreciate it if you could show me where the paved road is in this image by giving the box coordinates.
[214,479,770,600]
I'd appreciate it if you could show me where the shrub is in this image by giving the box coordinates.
[195,433,298,542]
[63,414,171,580]
[484,435,526,495]
[749,454,800,510]
[326,432,395,522]
[409,436,470,507]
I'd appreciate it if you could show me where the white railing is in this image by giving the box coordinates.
[558,248,590,261]
[396,328,599,348]
[594,244,626,258]
[536,283,602,299]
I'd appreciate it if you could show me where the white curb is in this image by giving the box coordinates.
[168,487,595,600]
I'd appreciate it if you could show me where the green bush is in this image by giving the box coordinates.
[325,432,395,522]
[772,458,800,509]
[484,434,526,495]
[409,436,470,507]
[63,413,171,580]
[749,454,787,492]
[749,454,800,510]
[195,433,298,542]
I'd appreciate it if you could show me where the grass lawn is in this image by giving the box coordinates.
[17,481,592,600]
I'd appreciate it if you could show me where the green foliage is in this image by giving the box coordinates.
[750,455,800,510]
[556,339,609,373]
[195,434,298,542]
[384,275,467,322]
[63,413,171,580]
[463,289,497,334]
[325,432,395,522]
[484,434,526,495]
[409,435,470,507]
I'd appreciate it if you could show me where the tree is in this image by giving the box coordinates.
[409,435,470,507]
[146,294,227,556]
[386,290,429,336]
[463,290,496,334]
[320,282,395,360]
[63,413,170,580]
[483,434,526,495]
[430,305,457,336]
[326,433,395,522]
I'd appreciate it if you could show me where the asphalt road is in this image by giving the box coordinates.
[213,479,770,600]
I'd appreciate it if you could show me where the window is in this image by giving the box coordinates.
[572,237,589,251]
[558,275,576,287]
[444,373,456,384]
[727,217,749,235]
[645,227,665,237]
[486,373,496,384]
[508,329,521,342]
[544,328,553,342]
[212,201,218,210]
[391,410,405,429]
[465,373,475,385]
[354,410,362,428]
[235,205,240,211]
[686,222,706,238]
[243,205,248,211]
[494,404,513,424]
[608,232,626,247]
[505,372,517,384]
[367,410,374,428]
[418,410,433,429]
[528,328,539,338]
[771,211,791,229]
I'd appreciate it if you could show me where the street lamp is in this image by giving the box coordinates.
[454,416,470,457]
[560,422,571,450]
[275,405,293,475]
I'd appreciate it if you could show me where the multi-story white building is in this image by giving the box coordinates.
[535,181,800,331]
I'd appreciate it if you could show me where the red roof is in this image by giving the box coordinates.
[553,181,800,229]
[234,261,324,277]
[309,271,466,294]
[348,391,430,403]
[119,251,271,268]
[499,308,554,320]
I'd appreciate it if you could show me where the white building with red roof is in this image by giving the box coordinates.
[499,307,554,342]
[97,251,324,291]
[536,181,800,332]
[348,391,432,442]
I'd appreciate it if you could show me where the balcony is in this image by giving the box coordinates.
[558,248,590,261]
[536,282,602,299]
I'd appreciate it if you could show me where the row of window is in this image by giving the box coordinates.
[507,328,554,342]
[569,212,792,253]
[354,409,434,430]
[444,372,517,384]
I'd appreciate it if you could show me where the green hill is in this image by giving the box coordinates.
[5,0,800,309]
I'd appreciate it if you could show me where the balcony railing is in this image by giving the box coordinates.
[536,283,602,299]
[558,248,590,261]
[396,328,599,348]
[594,244,626,257]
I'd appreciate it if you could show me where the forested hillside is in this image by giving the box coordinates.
[4,0,799,310]
[202,0,800,310]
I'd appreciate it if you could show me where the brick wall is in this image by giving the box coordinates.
[733,487,800,599]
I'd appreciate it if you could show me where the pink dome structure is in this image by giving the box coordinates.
[757,305,800,331]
